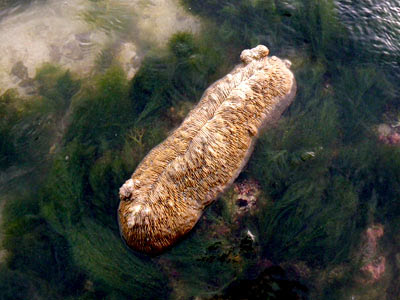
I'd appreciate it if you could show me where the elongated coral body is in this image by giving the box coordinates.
[118,45,296,254]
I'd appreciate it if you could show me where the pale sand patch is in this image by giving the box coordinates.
[0,0,199,93]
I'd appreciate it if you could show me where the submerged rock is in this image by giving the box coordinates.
[10,61,37,94]
[62,38,84,60]
[116,42,139,80]
[11,61,28,80]
[18,78,36,95]
[118,45,297,254]
[232,179,260,217]
[49,44,62,63]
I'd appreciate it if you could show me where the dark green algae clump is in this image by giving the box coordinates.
[1,0,400,299]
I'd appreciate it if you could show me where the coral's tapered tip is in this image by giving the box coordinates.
[240,45,270,64]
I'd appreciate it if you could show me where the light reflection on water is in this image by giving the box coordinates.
[336,0,400,66]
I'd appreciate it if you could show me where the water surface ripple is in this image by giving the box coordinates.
[336,0,400,67]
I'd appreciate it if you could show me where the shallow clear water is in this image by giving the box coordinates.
[0,0,199,93]
[1,0,400,299]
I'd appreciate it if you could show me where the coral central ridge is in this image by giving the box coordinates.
[118,45,296,254]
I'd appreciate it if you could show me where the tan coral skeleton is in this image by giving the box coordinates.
[118,45,297,254]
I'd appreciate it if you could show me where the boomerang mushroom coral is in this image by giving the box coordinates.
[118,45,296,254]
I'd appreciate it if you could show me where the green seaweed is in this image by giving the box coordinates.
[0,65,81,169]
[129,31,222,124]
[0,91,19,168]
[81,0,136,36]
[2,190,85,299]
[35,64,81,115]
[68,219,170,299]
[66,66,131,153]
[0,63,174,299]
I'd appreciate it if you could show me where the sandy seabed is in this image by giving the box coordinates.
[0,0,200,93]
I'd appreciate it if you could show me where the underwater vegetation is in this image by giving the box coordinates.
[0,29,230,299]
[1,0,400,299]
[81,0,136,36]
[0,65,80,170]
[0,92,18,169]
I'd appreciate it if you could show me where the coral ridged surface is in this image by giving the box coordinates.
[118,45,296,254]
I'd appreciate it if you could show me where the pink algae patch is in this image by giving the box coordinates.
[365,225,384,256]
[360,224,385,283]
[377,124,400,145]
[361,256,386,282]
